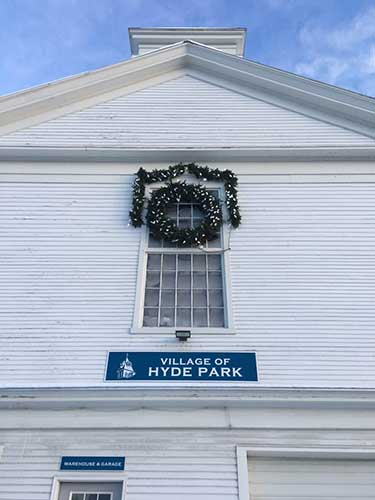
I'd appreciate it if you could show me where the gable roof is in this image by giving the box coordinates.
[0,40,374,161]
[0,74,372,151]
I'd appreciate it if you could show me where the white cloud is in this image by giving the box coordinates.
[295,57,349,84]
[364,44,375,74]
[300,7,375,51]
[327,6,375,50]
[295,6,375,96]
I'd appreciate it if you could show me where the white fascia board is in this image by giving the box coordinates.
[1,146,375,162]
[0,40,187,109]
[1,387,375,411]
[184,44,375,137]
[0,42,189,133]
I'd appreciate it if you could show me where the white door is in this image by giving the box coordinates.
[248,456,375,499]
[58,482,123,500]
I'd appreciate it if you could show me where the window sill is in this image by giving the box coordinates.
[130,327,236,335]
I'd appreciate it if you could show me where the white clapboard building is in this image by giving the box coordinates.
[0,27,375,500]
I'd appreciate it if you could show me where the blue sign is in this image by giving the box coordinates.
[105,352,258,382]
[60,456,125,471]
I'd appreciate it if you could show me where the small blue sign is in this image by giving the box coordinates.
[105,352,258,382]
[60,456,125,471]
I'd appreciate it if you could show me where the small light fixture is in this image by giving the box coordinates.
[175,330,191,342]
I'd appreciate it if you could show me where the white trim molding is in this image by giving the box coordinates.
[128,27,247,57]
[50,474,127,500]
[2,387,375,410]
[1,146,375,162]
[131,181,235,334]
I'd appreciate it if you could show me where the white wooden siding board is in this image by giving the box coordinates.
[0,76,372,148]
[1,429,375,500]
[1,180,375,387]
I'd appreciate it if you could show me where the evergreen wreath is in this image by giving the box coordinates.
[129,162,241,247]
[147,182,222,247]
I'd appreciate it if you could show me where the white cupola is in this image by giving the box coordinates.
[128,27,247,57]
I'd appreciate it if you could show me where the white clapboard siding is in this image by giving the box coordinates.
[0,76,372,148]
[248,456,375,499]
[1,179,375,388]
[1,428,375,500]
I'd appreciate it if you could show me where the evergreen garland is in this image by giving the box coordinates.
[129,162,241,246]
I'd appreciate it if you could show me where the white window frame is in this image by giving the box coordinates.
[69,492,113,500]
[49,475,126,500]
[131,180,235,335]
[236,446,375,500]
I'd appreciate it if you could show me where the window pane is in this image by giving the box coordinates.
[147,254,161,270]
[160,308,175,327]
[98,495,111,500]
[86,495,98,500]
[144,289,159,307]
[193,255,206,271]
[71,494,84,500]
[176,308,191,327]
[179,204,191,218]
[209,290,224,307]
[143,308,158,327]
[148,234,162,247]
[161,290,175,307]
[163,254,176,270]
[166,204,177,218]
[179,218,191,229]
[163,239,177,248]
[146,271,160,288]
[207,234,221,248]
[162,272,175,289]
[178,254,191,271]
[193,290,207,307]
[193,205,203,218]
[193,308,208,327]
[193,272,206,289]
[177,290,191,306]
[177,271,191,289]
[209,308,225,327]
[208,271,222,289]
[208,254,221,270]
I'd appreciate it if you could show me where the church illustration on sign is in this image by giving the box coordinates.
[117,354,136,379]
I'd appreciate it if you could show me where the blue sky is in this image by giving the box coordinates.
[1,0,374,97]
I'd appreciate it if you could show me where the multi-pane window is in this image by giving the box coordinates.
[70,494,112,500]
[142,189,226,329]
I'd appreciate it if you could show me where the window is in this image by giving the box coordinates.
[70,494,112,500]
[134,186,233,332]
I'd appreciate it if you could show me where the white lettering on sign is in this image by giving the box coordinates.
[214,357,231,365]
[63,460,122,468]
[160,357,212,366]
[147,357,243,378]
[198,366,242,377]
